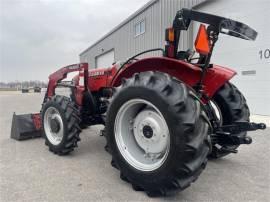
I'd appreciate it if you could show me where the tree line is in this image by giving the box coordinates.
[0,81,47,89]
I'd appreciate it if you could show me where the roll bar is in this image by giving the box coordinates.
[167,8,258,60]
[173,8,257,40]
[166,8,258,96]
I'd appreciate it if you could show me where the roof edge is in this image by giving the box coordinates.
[192,0,211,10]
[79,0,159,56]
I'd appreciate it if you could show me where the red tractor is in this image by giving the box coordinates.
[11,9,266,196]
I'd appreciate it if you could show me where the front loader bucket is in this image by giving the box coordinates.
[11,113,42,140]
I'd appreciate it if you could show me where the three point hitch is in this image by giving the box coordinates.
[213,122,266,147]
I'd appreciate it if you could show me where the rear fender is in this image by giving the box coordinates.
[110,57,236,102]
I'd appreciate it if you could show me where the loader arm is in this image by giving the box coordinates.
[45,63,88,101]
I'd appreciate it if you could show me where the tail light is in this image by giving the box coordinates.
[165,27,176,58]
[165,27,175,42]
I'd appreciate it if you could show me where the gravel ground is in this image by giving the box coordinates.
[0,92,269,202]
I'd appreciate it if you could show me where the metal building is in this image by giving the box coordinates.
[79,0,205,69]
[193,0,270,116]
[80,0,269,116]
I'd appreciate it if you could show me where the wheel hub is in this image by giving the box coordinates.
[133,109,169,155]
[114,99,170,172]
[50,118,60,133]
[142,125,153,138]
[44,107,64,146]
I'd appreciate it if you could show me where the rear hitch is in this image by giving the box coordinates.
[213,132,252,146]
[217,122,266,135]
[213,122,266,147]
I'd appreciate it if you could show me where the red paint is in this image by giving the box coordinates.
[74,87,85,106]
[32,113,41,130]
[87,68,109,92]
[109,57,236,102]
[46,57,236,106]
[46,63,88,105]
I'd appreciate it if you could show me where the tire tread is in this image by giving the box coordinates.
[105,71,211,196]
[42,95,81,155]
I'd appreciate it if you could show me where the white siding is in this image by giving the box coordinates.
[96,50,115,68]
[80,0,205,69]
[194,0,270,115]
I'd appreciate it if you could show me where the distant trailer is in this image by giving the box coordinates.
[34,87,41,93]
[21,88,29,93]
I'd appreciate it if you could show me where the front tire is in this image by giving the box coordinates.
[42,95,81,155]
[106,72,211,196]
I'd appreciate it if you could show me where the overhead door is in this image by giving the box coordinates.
[193,0,270,115]
[95,50,115,68]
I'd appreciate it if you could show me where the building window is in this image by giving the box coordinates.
[135,20,146,37]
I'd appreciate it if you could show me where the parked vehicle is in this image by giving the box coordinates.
[11,9,265,197]
[21,88,29,93]
[34,86,41,93]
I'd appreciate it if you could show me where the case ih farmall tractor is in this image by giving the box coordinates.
[11,9,266,196]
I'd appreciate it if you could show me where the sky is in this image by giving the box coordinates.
[0,0,150,82]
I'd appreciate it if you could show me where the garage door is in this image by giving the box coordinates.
[96,50,115,68]
[193,0,270,115]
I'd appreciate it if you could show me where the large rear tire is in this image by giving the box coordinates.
[210,82,250,158]
[41,95,81,155]
[105,71,211,196]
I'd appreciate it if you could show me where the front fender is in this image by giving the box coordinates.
[110,57,236,102]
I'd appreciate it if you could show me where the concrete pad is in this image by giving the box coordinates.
[0,92,269,202]
[250,114,270,127]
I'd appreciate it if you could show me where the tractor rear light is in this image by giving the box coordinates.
[195,24,211,55]
[165,27,175,42]
[165,27,176,58]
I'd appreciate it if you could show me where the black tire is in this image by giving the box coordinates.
[41,95,81,155]
[105,71,211,196]
[210,82,250,158]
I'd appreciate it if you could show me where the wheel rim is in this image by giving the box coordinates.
[44,107,64,145]
[210,100,238,149]
[114,99,170,172]
[210,100,223,125]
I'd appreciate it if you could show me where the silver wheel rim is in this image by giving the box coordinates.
[114,99,170,172]
[44,107,64,145]
[210,100,223,125]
